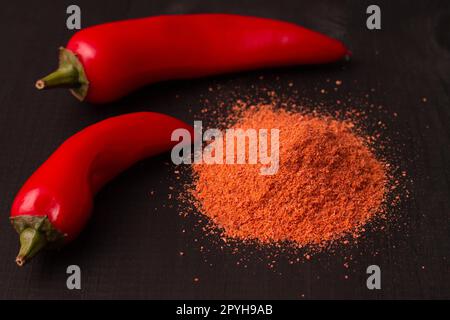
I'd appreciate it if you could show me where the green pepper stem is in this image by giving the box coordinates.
[16,228,47,266]
[35,65,80,90]
[35,47,89,100]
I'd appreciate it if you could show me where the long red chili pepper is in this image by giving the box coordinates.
[36,14,349,103]
[10,112,193,266]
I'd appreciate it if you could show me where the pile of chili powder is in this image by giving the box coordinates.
[188,104,388,248]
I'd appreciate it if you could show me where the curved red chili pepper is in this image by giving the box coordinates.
[10,112,193,266]
[36,14,349,103]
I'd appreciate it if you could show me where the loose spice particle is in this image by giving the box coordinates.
[190,105,388,247]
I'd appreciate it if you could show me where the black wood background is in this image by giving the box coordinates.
[0,0,449,299]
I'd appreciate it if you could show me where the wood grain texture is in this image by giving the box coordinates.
[0,0,449,299]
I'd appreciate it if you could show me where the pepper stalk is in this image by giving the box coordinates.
[16,228,47,266]
[35,47,89,101]
[10,215,66,266]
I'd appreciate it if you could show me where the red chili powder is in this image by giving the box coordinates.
[190,104,388,247]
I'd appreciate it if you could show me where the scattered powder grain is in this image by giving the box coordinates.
[190,105,388,247]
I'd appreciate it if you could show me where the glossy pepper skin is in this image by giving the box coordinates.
[10,112,193,266]
[36,14,349,103]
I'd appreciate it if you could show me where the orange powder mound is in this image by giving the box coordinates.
[190,105,388,246]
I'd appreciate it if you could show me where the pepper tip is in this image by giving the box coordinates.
[15,256,26,267]
[35,80,45,90]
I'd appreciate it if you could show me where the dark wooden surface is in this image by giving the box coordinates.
[0,0,449,299]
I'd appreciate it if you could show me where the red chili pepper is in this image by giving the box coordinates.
[10,112,193,266]
[36,14,349,103]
